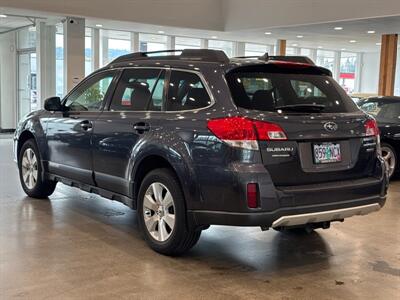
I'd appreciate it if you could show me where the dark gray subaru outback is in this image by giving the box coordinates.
[14,49,388,255]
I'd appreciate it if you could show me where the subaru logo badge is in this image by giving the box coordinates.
[324,122,338,132]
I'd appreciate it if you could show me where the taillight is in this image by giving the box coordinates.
[364,119,379,137]
[207,117,287,150]
[247,183,258,208]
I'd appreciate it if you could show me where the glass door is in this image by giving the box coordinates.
[17,51,37,121]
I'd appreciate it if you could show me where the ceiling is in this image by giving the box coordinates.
[0,7,399,53]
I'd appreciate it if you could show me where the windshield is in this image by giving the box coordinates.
[359,101,400,123]
[226,68,358,113]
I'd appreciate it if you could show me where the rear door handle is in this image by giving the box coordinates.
[80,120,93,131]
[133,122,150,134]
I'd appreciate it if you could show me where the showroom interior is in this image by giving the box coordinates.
[0,0,399,299]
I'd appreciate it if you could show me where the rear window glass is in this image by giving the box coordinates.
[226,68,358,113]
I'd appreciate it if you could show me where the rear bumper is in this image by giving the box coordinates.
[189,194,386,227]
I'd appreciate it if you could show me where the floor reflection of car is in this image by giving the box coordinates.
[358,96,400,178]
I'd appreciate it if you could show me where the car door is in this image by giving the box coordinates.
[46,70,118,185]
[92,68,166,195]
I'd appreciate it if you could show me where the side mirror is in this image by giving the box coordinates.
[44,97,63,111]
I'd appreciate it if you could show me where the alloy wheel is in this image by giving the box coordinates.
[21,148,38,189]
[143,182,176,242]
[381,146,396,178]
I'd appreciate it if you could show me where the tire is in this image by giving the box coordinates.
[381,143,397,179]
[18,139,57,198]
[137,168,201,256]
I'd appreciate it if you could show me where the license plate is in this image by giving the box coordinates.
[313,142,342,164]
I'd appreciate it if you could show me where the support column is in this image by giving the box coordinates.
[167,36,175,50]
[130,32,139,52]
[276,39,286,56]
[63,17,85,93]
[92,28,100,71]
[378,34,398,96]
[333,51,341,81]
[37,22,56,106]
[234,42,246,57]
[201,39,208,49]
[100,29,108,66]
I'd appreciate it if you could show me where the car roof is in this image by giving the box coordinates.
[102,49,331,76]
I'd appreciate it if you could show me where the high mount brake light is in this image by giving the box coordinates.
[207,117,287,150]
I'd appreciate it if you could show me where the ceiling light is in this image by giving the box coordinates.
[0,14,7,18]
[334,27,343,30]
[367,30,376,34]
[292,43,298,47]
[341,48,346,51]
[264,32,272,35]
[211,36,218,39]
[376,42,382,46]
[318,46,323,49]
[349,40,357,43]
[95,24,103,27]
[296,35,304,38]
[157,30,165,34]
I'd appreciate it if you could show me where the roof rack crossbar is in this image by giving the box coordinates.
[110,49,229,65]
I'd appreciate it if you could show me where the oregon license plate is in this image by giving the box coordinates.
[313,142,342,164]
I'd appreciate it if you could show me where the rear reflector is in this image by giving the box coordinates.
[364,119,379,137]
[207,117,287,150]
[247,183,258,208]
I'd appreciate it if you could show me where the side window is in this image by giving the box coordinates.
[166,71,212,111]
[65,73,114,111]
[110,69,165,111]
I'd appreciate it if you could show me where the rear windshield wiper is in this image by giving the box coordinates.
[275,104,326,112]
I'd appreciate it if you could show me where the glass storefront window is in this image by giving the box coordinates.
[85,28,93,76]
[245,43,268,57]
[286,47,298,55]
[108,38,130,62]
[18,27,36,49]
[208,40,234,57]
[55,25,64,97]
[175,37,201,50]
[316,50,335,72]
[339,52,357,94]
[139,33,167,52]
[300,48,312,57]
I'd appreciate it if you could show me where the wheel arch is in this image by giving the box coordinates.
[130,153,200,211]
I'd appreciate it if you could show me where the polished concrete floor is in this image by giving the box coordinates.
[0,137,399,299]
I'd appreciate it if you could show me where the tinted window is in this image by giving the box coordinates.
[110,69,165,111]
[360,101,400,123]
[65,72,114,111]
[166,71,211,111]
[226,67,358,113]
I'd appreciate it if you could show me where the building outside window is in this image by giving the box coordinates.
[316,50,335,73]
[175,37,201,50]
[208,40,234,57]
[139,33,167,52]
[339,52,357,94]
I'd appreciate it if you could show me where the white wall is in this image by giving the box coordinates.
[0,32,17,130]
[360,52,380,94]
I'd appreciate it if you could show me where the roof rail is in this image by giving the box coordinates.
[110,49,230,65]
